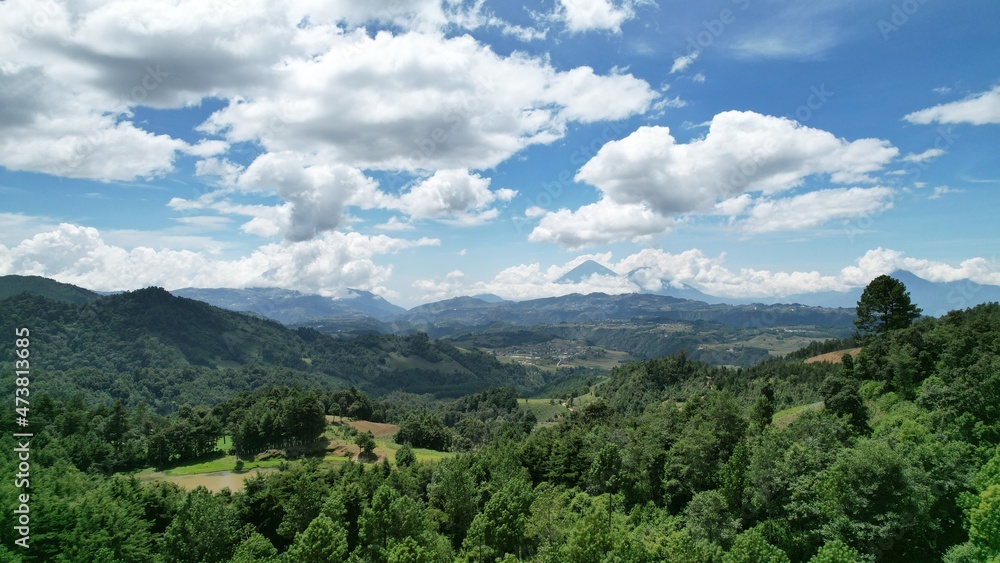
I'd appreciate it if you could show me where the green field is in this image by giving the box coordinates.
[772,401,824,427]
[523,397,571,422]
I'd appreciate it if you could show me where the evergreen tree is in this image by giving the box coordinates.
[285,515,348,562]
[854,275,921,340]
[396,442,417,468]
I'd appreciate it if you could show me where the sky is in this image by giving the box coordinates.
[0,0,998,308]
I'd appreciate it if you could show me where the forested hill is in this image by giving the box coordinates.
[0,288,544,406]
[0,274,101,303]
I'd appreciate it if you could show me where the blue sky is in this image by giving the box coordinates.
[1,0,998,307]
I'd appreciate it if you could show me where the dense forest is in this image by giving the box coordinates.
[0,281,998,561]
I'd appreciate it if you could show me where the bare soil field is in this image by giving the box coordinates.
[805,347,862,364]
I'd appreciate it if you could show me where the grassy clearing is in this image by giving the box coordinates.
[138,418,455,490]
[136,454,286,477]
[523,398,569,422]
[772,402,824,428]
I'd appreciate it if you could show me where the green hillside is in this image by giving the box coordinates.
[0,274,101,303]
[0,288,546,407]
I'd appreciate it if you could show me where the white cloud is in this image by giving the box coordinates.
[555,0,637,33]
[528,111,899,247]
[902,148,946,163]
[0,223,438,297]
[0,0,655,190]
[411,247,1000,303]
[235,152,385,241]
[576,112,898,217]
[905,85,1000,126]
[928,186,963,200]
[392,169,512,225]
[616,247,1000,298]
[670,52,699,74]
[841,248,1000,287]
[198,30,656,172]
[375,216,415,231]
[529,200,673,248]
[734,187,895,234]
[0,213,61,247]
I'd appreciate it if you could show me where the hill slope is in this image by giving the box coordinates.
[0,274,101,303]
[0,288,544,405]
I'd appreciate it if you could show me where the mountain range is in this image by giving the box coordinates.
[2,267,996,335]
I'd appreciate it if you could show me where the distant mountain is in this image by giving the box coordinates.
[171,287,406,323]
[774,270,1000,316]
[777,289,863,310]
[557,260,620,283]
[888,270,1000,317]
[471,293,509,303]
[625,267,731,304]
[398,291,856,332]
[0,275,100,303]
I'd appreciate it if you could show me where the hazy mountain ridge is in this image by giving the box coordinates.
[171,286,406,323]
[400,291,856,330]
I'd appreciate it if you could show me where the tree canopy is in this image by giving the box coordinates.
[854,274,922,338]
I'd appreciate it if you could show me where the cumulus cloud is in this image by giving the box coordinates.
[670,52,699,74]
[578,112,897,214]
[198,30,656,172]
[529,200,674,248]
[905,85,1000,126]
[393,169,514,224]
[528,111,899,247]
[0,223,438,298]
[902,148,946,163]
[234,152,385,241]
[554,0,637,33]
[425,248,1000,302]
[734,187,895,234]
[0,0,655,237]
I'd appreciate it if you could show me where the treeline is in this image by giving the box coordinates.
[9,387,334,473]
[393,387,537,451]
[600,350,842,415]
[219,388,327,458]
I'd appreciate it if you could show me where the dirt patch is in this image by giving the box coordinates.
[142,468,277,493]
[348,420,400,438]
[805,348,862,364]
